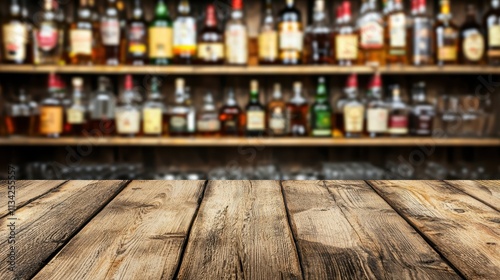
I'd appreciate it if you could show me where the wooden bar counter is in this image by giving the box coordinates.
[1,181,499,280]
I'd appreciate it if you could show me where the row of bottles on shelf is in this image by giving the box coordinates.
[0,73,495,138]
[2,0,500,66]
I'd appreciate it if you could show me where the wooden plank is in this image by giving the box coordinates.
[176,181,302,279]
[445,181,500,212]
[0,180,66,217]
[33,180,205,280]
[282,180,460,280]
[0,180,127,280]
[369,181,500,280]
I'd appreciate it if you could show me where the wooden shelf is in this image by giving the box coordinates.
[0,137,498,147]
[0,65,498,75]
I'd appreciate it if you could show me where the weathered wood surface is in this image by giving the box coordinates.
[282,180,460,280]
[369,181,500,280]
[0,180,66,217]
[0,180,128,280]
[176,180,303,280]
[33,181,205,280]
[445,180,500,212]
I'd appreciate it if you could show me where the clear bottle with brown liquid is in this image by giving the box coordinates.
[278,0,304,65]
[459,5,485,65]
[2,0,29,64]
[385,0,408,65]
[304,0,333,64]
[434,0,459,65]
[484,0,500,65]
[286,82,308,137]
[198,4,224,65]
[219,89,243,137]
[69,0,94,65]
[334,1,359,66]
[267,84,287,136]
[101,0,122,65]
[258,0,279,65]
[357,0,386,66]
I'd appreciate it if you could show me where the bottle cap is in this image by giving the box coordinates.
[318,76,325,84]
[370,73,382,88]
[72,77,83,88]
[233,0,243,10]
[342,1,351,17]
[250,80,259,91]
[48,73,58,88]
[336,5,342,19]
[274,83,281,92]
[206,4,217,25]
[294,82,302,90]
[124,75,134,90]
[346,73,357,88]
[176,78,185,89]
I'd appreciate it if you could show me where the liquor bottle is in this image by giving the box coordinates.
[484,0,500,65]
[5,89,34,136]
[459,5,485,65]
[20,0,33,64]
[258,0,279,65]
[410,82,434,136]
[385,0,408,65]
[64,77,88,136]
[198,4,224,65]
[142,77,167,137]
[267,83,287,136]
[365,73,388,138]
[387,84,409,137]
[278,0,303,65]
[335,1,359,66]
[88,76,116,136]
[304,0,333,64]
[89,0,104,64]
[197,92,221,137]
[2,0,28,64]
[311,77,332,137]
[219,89,242,136]
[101,0,121,65]
[149,0,173,65]
[69,0,94,65]
[358,0,385,66]
[126,0,148,65]
[173,0,197,64]
[225,0,248,65]
[169,78,189,136]
[34,0,63,65]
[116,0,128,63]
[39,74,64,138]
[116,75,141,137]
[184,87,196,135]
[342,74,365,138]
[410,0,433,66]
[287,82,308,137]
[245,80,266,137]
[434,0,459,65]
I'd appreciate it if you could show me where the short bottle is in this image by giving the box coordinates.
[287,82,308,137]
[484,0,500,65]
[342,74,365,138]
[258,0,279,65]
[88,76,116,136]
[459,5,485,65]
[434,0,459,65]
[225,0,249,65]
[173,0,197,64]
[197,92,221,137]
[310,77,332,137]
[5,89,35,136]
[64,77,88,136]
[334,1,359,66]
[116,75,141,137]
[39,73,64,138]
[365,73,388,138]
[142,77,167,137]
[245,80,266,137]
[219,89,242,136]
[267,84,287,136]
[126,0,148,65]
[198,4,224,65]
[410,82,435,137]
[169,78,190,137]
[387,84,409,137]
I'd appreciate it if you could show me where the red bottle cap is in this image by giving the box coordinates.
[370,73,382,89]
[342,1,351,17]
[48,73,58,88]
[419,0,427,10]
[125,75,134,90]
[346,73,357,88]
[233,0,243,10]
[206,4,217,26]
[336,5,342,19]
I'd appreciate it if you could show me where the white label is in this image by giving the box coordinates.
[344,105,364,132]
[70,29,92,55]
[279,31,304,51]
[489,25,500,47]
[247,111,265,130]
[198,119,221,132]
[173,20,196,47]
[367,108,388,132]
[67,109,85,124]
[360,21,383,48]
[101,20,120,46]
[116,110,140,134]
[464,32,485,61]
[2,23,27,61]
[225,25,248,64]
[390,13,406,47]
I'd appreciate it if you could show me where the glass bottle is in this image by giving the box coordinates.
[89,0,104,64]
[198,4,224,65]
[410,82,435,137]
[33,0,63,65]
[310,77,332,137]
[258,0,279,65]
[126,0,148,65]
[434,0,459,65]
[173,0,197,64]
[460,96,485,138]
[366,73,388,138]
[245,80,266,137]
[197,92,221,137]
[88,76,116,136]
[101,0,121,65]
[278,0,303,65]
[385,0,408,65]
[184,87,196,136]
[484,0,500,65]
[459,5,485,65]
[287,82,308,137]
[219,89,242,137]
[387,84,409,137]
[142,76,167,137]
[304,0,333,64]
[149,0,173,65]
[225,0,248,65]
[64,77,88,136]
[169,78,189,137]
[39,73,64,138]
[5,89,34,136]
[441,96,461,137]
[2,0,28,64]
[69,0,94,65]
[358,0,385,66]
[335,1,359,66]
[342,74,365,138]
[267,83,287,136]
[410,0,433,66]
[116,75,141,137]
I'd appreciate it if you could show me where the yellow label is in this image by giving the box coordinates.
[3,23,27,61]
[143,108,163,135]
[40,106,63,135]
[438,46,457,61]
[148,27,173,58]
[344,105,364,133]
[67,109,84,124]
[463,33,484,61]
[247,111,265,130]
[488,25,500,47]
[129,43,146,54]
[336,34,358,60]
[70,29,92,56]
[258,31,278,59]
[197,43,224,60]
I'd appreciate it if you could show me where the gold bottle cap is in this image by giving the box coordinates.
[274,83,281,92]
[293,82,302,90]
[72,77,83,87]
[176,78,185,89]
[250,80,259,91]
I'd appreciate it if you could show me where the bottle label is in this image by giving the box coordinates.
[367,108,388,133]
[40,106,63,135]
[258,30,278,60]
[360,21,383,49]
[438,46,457,61]
[36,25,58,51]
[336,34,359,60]
[247,111,265,130]
[198,119,221,132]
[312,111,332,136]
[463,32,485,61]
[173,20,197,55]
[101,20,121,46]
[222,119,238,133]
[412,19,432,63]
[279,23,303,51]
[128,24,147,55]
[70,29,92,56]
[170,115,187,132]
[413,114,433,135]
[2,23,27,61]
[344,106,364,132]
[389,13,406,48]
[389,115,408,134]
[269,108,286,133]
[197,43,224,60]
[489,25,500,47]
[143,108,163,135]
[225,26,248,64]
[149,27,173,58]
[116,110,140,134]
[67,109,85,124]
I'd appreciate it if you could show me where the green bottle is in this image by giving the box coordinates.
[311,77,332,137]
[149,0,173,65]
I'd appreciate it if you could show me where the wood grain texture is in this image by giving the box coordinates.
[369,180,500,280]
[33,180,205,280]
[176,180,303,280]
[445,181,500,212]
[0,180,128,280]
[0,180,66,217]
[282,180,460,280]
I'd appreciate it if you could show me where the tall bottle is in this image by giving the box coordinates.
[245,80,266,137]
[2,0,28,64]
[64,77,88,136]
[225,0,248,65]
[278,0,304,65]
[258,0,279,65]
[169,78,189,136]
[197,92,221,137]
[434,0,459,65]
[101,0,121,65]
[410,0,433,66]
[219,90,242,136]
[89,0,104,64]
[484,0,500,65]
[365,73,388,138]
[69,0,94,65]
[39,73,64,138]
[310,77,332,137]
[410,82,434,136]
[34,0,63,65]
[287,82,308,137]
[385,0,408,65]
[198,4,224,65]
[304,0,333,64]
[267,83,287,136]
[358,0,385,66]
[173,0,197,64]
[126,0,148,65]
[459,5,485,65]
[335,1,359,66]
[143,77,167,137]
[149,0,173,65]
[342,74,365,138]
[116,75,141,137]
[88,77,116,136]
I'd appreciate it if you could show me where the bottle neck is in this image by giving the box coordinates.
[346,86,358,99]
[369,87,382,99]
[132,0,144,19]
[178,0,190,16]
[250,90,259,103]
[316,83,327,102]
[286,0,295,8]
[205,6,217,27]
[226,92,237,106]
[313,0,327,23]
[10,0,21,16]
[155,0,169,18]
[493,0,500,9]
